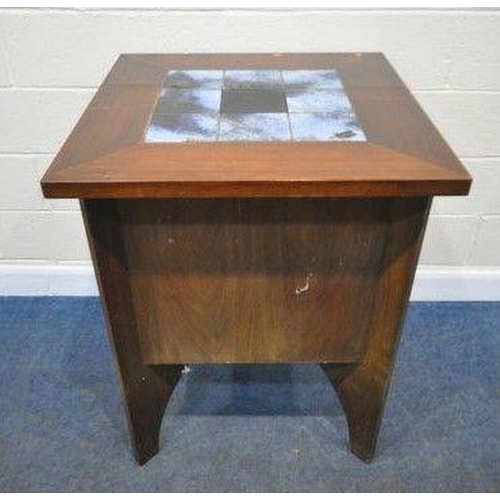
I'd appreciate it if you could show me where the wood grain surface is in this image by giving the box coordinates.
[81,196,428,367]
[80,199,183,465]
[323,196,431,461]
[41,53,471,198]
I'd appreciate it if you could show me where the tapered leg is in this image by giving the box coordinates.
[81,200,182,465]
[124,364,182,465]
[322,361,389,461]
[323,197,431,462]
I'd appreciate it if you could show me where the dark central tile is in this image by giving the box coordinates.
[221,89,288,114]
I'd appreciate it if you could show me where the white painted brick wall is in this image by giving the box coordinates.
[415,92,500,157]
[0,89,93,153]
[0,8,499,273]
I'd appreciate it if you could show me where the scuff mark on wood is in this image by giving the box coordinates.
[295,272,313,296]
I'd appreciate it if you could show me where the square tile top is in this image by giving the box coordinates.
[145,69,366,142]
[41,53,471,199]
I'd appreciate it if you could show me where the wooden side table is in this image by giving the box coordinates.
[41,53,471,465]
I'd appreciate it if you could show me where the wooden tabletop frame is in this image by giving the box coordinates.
[41,53,471,199]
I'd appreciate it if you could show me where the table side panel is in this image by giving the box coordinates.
[110,198,425,364]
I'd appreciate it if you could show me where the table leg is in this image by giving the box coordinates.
[81,200,182,465]
[80,196,430,465]
[321,360,392,462]
[322,197,431,461]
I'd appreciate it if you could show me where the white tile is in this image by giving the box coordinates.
[167,70,223,89]
[224,70,281,89]
[468,217,500,266]
[286,89,353,113]
[219,113,290,141]
[145,114,218,143]
[289,113,365,141]
[156,88,221,114]
[282,70,342,90]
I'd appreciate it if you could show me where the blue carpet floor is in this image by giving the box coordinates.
[0,298,498,492]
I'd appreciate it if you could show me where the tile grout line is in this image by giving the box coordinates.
[280,69,294,142]
[216,70,224,141]
[2,86,500,94]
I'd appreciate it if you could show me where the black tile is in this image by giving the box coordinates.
[221,89,288,114]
